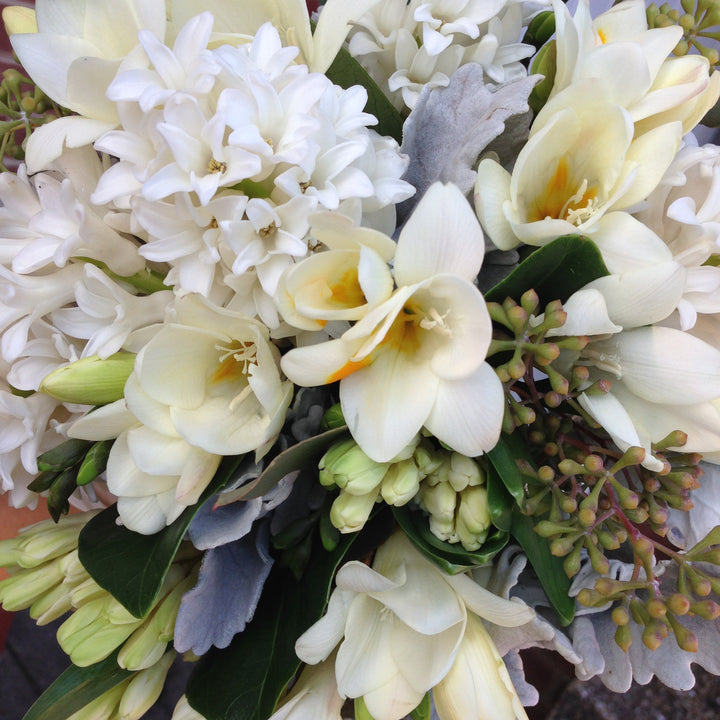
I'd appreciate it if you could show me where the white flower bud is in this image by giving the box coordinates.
[380,458,421,506]
[118,652,175,720]
[447,452,484,492]
[455,486,491,551]
[330,489,379,533]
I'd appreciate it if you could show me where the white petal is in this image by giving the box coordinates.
[395,183,485,285]
[340,349,438,462]
[424,362,504,457]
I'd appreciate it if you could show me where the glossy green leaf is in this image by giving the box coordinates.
[22,649,132,720]
[324,46,404,143]
[78,455,244,618]
[186,527,364,720]
[218,426,349,503]
[486,433,575,625]
[393,505,509,575]
[485,234,609,306]
[510,508,574,625]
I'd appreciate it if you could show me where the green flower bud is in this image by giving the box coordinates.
[40,353,136,405]
[380,458,421,507]
[67,681,130,720]
[329,489,378,533]
[455,486,490,551]
[319,440,389,496]
[0,556,65,611]
[119,652,175,720]
[447,453,484,492]
[418,481,456,541]
[30,582,74,625]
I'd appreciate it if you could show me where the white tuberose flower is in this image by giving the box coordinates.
[281,182,504,462]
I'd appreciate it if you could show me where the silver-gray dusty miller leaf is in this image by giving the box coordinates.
[397,64,537,224]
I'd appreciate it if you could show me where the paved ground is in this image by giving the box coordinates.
[2,612,720,720]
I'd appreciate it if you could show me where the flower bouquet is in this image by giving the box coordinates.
[2,0,720,718]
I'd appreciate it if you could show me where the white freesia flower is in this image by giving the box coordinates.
[268,656,345,720]
[274,211,397,332]
[281,183,504,462]
[130,293,293,457]
[69,293,293,532]
[295,532,533,720]
[475,80,682,250]
[634,141,720,330]
[550,290,720,469]
[551,0,720,135]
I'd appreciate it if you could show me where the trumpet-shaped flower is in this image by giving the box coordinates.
[274,211,397,332]
[295,532,534,720]
[475,81,682,250]
[549,289,720,470]
[550,0,720,136]
[69,293,293,532]
[281,182,504,462]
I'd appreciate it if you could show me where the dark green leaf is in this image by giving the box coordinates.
[37,438,93,472]
[510,508,574,625]
[186,528,363,720]
[22,649,132,720]
[324,46,404,144]
[485,234,609,307]
[393,505,509,575]
[486,433,574,625]
[222,426,349,502]
[486,466,513,532]
[47,467,80,522]
[78,455,244,617]
[76,440,113,486]
[487,433,528,505]
[522,11,556,51]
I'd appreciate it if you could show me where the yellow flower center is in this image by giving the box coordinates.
[528,158,599,226]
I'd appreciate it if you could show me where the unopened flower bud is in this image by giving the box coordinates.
[615,623,632,652]
[119,652,175,720]
[67,682,130,720]
[646,598,666,619]
[413,441,444,475]
[611,606,630,626]
[40,353,136,405]
[380,459,421,507]
[329,489,378,534]
[419,482,456,540]
[0,557,65,611]
[447,453,483,492]
[319,440,389,496]
[30,582,74,625]
[642,621,666,651]
[455,486,491,551]
[690,599,720,619]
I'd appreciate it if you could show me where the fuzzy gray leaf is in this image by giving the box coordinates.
[667,461,720,550]
[397,65,536,223]
[174,527,274,655]
[569,562,720,692]
[188,479,293,550]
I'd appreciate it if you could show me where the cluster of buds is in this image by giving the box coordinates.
[486,290,594,434]
[648,0,720,66]
[65,652,176,720]
[318,436,491,551]
[519,422,719,653]
[0,67,65,170]
[0,513,201,717]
